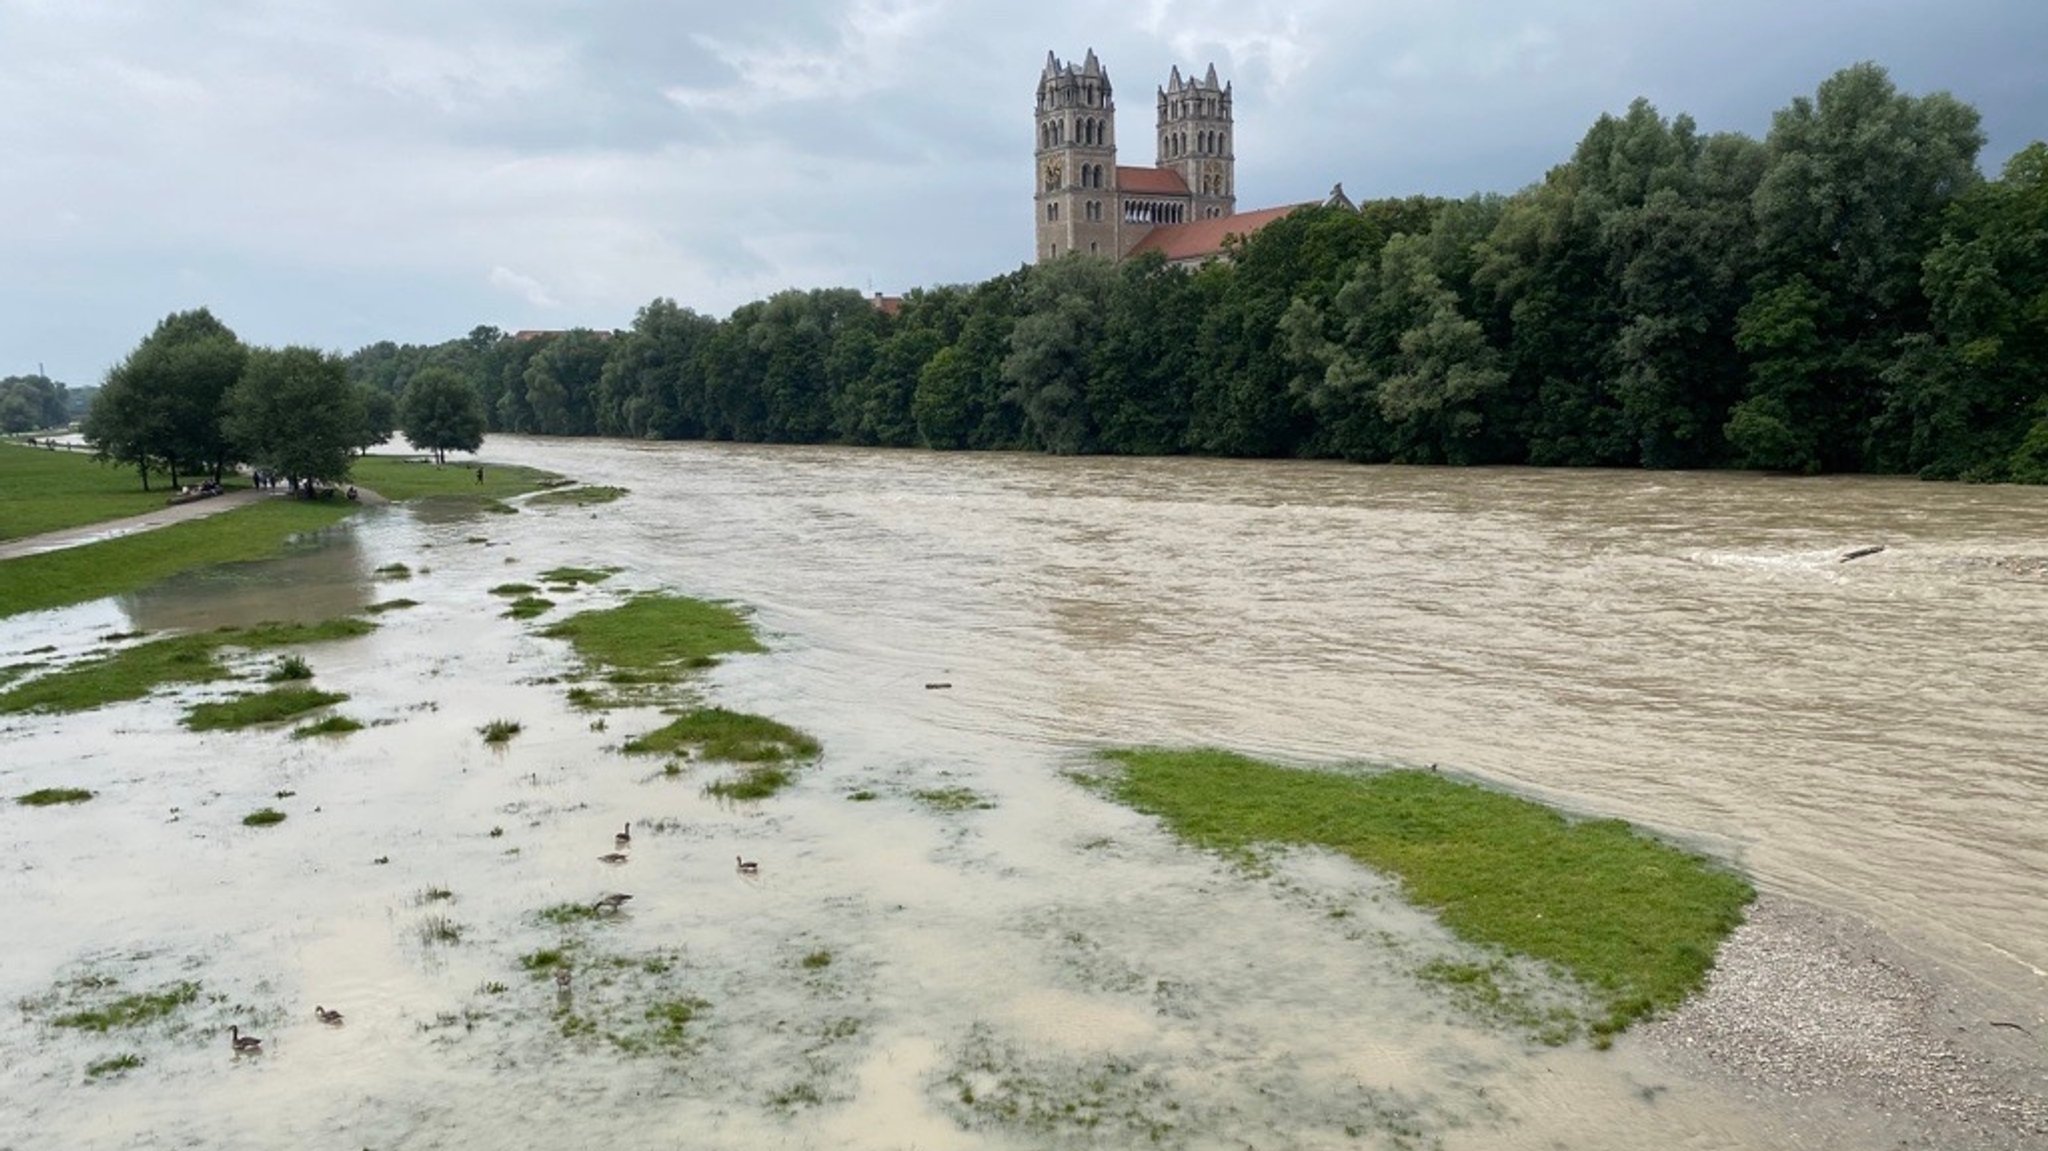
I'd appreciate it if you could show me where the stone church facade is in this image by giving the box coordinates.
[1033,49,1300,267]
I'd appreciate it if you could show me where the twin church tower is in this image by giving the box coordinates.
[1033,49,1247,264]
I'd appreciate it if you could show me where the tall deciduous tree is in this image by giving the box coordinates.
[399,366,487,464]
[84,308,247,488]
[224,346,363,485]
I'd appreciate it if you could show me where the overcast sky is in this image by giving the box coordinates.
[2,0,2042,385]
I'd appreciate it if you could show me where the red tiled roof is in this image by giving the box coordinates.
[1115,166,1190,195]
[1126,204,1304,263]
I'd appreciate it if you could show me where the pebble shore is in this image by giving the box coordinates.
[1639,895,2048,1149]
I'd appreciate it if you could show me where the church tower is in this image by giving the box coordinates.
[1034,49,1119,261]
[1157,63,1235,220]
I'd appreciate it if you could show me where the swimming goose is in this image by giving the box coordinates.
[229,1025,263,1053]
[314,1006,344,1025]
[591,892,633,912]
[615,822,632,847]
[735,855,760,875]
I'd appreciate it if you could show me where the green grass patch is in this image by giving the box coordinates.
[85,1053,145,1080]
[1095,749,1754,1040]
[264,655,312,682]
[0,442,204,542]
[527,485,628,507]
[504,595,553,620]
[373,562,412,580]
[17,787,95,806]
[801,949,833,970]
[349,456,560,502]
[0,633,229,715]
[622,707,819,762]
[914,786,995,812]
[538,566,616,586]
[291,714,364,738]
[479,719,522,744]
[51,981,199,1032]
[489,582,537,596]
[242,808,287,827]
[231,618,376,647]
[704,764,795,801]
[541,593,763,680]
[184,687,346,731]
[535,903,603,926]
[366,598,418,614]
[0,498,358,618]
[520,946,571,972]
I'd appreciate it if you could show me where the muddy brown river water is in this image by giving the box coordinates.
[3,438,2045,1150]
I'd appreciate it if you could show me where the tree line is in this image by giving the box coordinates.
[73,63,2047,486]
[80,310,486,490]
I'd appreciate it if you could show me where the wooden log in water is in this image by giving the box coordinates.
[1839,545,1886,563]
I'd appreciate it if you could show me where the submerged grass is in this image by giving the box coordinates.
[184,687,346,731]
[0,617,376,717]
[914,786,996,812]
[1096,748,1754,1040]
[504,595,553,620]
[0,498,358,619]
[50,981,200,1032]
[541,593,763,680]
[489,583,537,597]
[84,1053,145,1080]
[291,714,364,738]
[538,566,615,586]
[242,808,287,827]
[264,655,312,682]
[365,598,419,614]
[527,485,628,507]
[622,707,819,762]
[479,719,522,744]
[17,787,95,806]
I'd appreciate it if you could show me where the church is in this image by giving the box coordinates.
[1033,49,1304,267]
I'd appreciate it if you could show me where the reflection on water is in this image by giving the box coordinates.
[118,519,374,632]
[1,440,2043,1150]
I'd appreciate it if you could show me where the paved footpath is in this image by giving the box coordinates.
[0,489,281,562]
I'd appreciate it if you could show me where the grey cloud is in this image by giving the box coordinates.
[1,0,2042,384]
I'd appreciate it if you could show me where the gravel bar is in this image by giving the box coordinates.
[1639,894,2048,1150]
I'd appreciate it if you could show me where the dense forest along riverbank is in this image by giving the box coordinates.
[2,437,2043,1149]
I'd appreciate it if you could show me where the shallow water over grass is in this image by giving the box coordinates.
[1,442,2042,1148]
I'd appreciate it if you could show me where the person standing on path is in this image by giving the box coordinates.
[476,466,484,483]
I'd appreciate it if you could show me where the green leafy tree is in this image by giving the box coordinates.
[0,374,70,432]
[83,309,247,488]
[354,386,398,454]
[399,366,487,463]
[223,346,363,485]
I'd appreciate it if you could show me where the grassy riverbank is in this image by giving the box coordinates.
[1095,748,1754,1042]
[350,456,558,502]
[0,442,209,541]
[0,619,373,715]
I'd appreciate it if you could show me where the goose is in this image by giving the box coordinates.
[597,851,629,864]
[735,854,760,875]
[591,892,633,912]
[554,968,573,991]
[314,1006,344,1025]
[615,822,632,847]
[228,1025,263,1053]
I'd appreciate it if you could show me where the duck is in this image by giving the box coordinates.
[597,851,629,864]
[314,1005,344,1025]
[228,1025,263,1053]
[591,892,633,913]
[735,854,760,876]
[554,968,573,991]
[615,822,632,848]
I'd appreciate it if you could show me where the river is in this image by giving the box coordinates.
[2,438,2043,1149]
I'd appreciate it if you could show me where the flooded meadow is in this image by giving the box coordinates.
[3,440,2045,1149]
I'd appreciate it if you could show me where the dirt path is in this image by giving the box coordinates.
[0,489,279,562]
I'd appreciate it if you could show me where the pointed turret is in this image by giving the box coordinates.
[1083,48,1101,76]
[1204,63,1220,89]
[1169,65,1183,92]
[1044,50,1059,77]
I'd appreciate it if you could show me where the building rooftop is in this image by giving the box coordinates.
[1126,204,1304,263]
[1115,166,1191,196]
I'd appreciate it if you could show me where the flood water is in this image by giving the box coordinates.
[3,438,2044,1150]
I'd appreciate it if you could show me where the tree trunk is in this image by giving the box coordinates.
[138,461,150,492]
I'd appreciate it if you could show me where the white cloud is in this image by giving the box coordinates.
[665,0,947,113]
[488,266,559,310]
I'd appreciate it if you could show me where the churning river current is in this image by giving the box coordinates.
[3,438,2043,1149]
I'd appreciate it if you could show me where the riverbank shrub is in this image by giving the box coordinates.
[1094,748,1754,1041]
